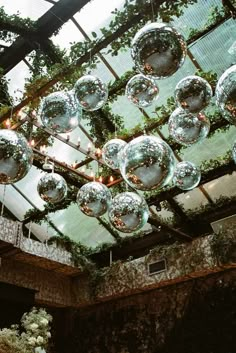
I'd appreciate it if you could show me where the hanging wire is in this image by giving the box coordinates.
[150,0,155,22]
[1,185,6,217]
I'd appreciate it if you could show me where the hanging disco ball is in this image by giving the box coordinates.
[119,135,175,191]
[216,65,236,125]
[168,108,210,146]
[232,141,236,164]
[0,129,33,184]
[174,75,213,113]
[102,138,127,169]
[173,161,201,190]
[40,90,82,133]
[131,22,187,79]
[125,74,159,107]
[74,75,108,111]
[37,173,67,203]
[108,192,149,233]
[77,181,112,217]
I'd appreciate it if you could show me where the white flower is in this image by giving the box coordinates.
[28,337,37,346]
[46,332,51,338]
[37,335,44,345]
[30,323,39,331]
[40,318,48,326]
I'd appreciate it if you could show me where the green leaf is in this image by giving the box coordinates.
[91,31,97,38]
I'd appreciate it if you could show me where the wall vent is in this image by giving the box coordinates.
[148,259,167,276]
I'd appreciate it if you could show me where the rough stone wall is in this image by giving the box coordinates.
[66,269,236,353]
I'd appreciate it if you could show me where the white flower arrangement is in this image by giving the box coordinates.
[0,307,52,353]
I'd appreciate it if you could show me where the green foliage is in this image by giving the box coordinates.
[211,224,236,264]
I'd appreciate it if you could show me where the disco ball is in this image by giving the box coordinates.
[216,65,236,125]
[119,135,175,191]
[232,141,236,164]
[40,90,82,133]
[173,161,201,190]
[125,74,159,107]
[131,22,187,79]
[77,181,112,217]
[102,138,127,169]
[0,129,33,184]
[74,75,108,111]
[108,192,149,233]
[37,173,67,203]
[168,108,210,146]
[175,75,213,113]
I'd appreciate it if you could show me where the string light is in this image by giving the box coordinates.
[99,176,103,183]
[109,176,114,183]
[72,162,77,169]
[30,139,35,147]
[77,136,81,147]
[5,119,11,128]
[96,148,102,158]
[87,142,92,153]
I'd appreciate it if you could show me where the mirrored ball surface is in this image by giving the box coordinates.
[74,75,108,111]
[131,22,187,79]
[216,65,236,125]
[119,135,175,191]
[40,91,82,133]
[0,129,33,184]
[108,192,149,233]
[77,181,112,217]
[168,108,210,146]
[175,75,213,113]
[37,173,67,203]
[102,138,127,169]
[173,161,201,190]
[232,141,236,164]
[125,74,159,107]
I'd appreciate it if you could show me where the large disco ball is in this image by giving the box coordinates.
[168,108,210,146]
[108,192,149,233]
[102,138,127,169]
[232,141,236,164]
[74,75,108,111]
[131,22,187,79]
[175,75,213,113]
[119,135,175,191]
[125,74,159,107]
[40,91,82,133]
[77,181,112,217]
[216,65,236,125]
[173,161,201,190]
[0,129,33,184]
[37,173,67,203]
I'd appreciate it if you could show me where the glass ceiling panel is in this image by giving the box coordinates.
[5,61,30,103]
[1,0,52,21]
[175,188,209,212]
[204,172,236,201]
[52,19,84,52]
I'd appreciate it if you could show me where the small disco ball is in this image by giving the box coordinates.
[232,141,236,164]
[74,75,108,111]
[131,22,187,79]
[175,75,213,113]
[108,192,149,233]
[37,173,67,203]
[173,161,201,190]
[125,74,159,108]
[102,138,127,169]
[168,108,210,146]
[216,65,236,125]
[0,129,33,184]
[40,90,82,133]
[119,135,175,191]
[77,181,112,217]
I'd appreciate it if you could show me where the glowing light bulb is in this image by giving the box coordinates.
[5,119,11,128]
[109,176,114,183]
[99,176,103,183]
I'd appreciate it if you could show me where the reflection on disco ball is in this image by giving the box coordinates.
[125,74,159,107]
[232,141,236,164]
[108,192,149,233]
[74,75,108,111]
[168,108,210,146]
[77,181,111,217]
[102,138,127,169]
[119,135,175,191]
[37,173,67,203]
[216,65,236,125]
[131,22,187,79]
[175,75,213,113]
[173,161,201,190]
[0,129,33,184]
[40,91,82,133]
